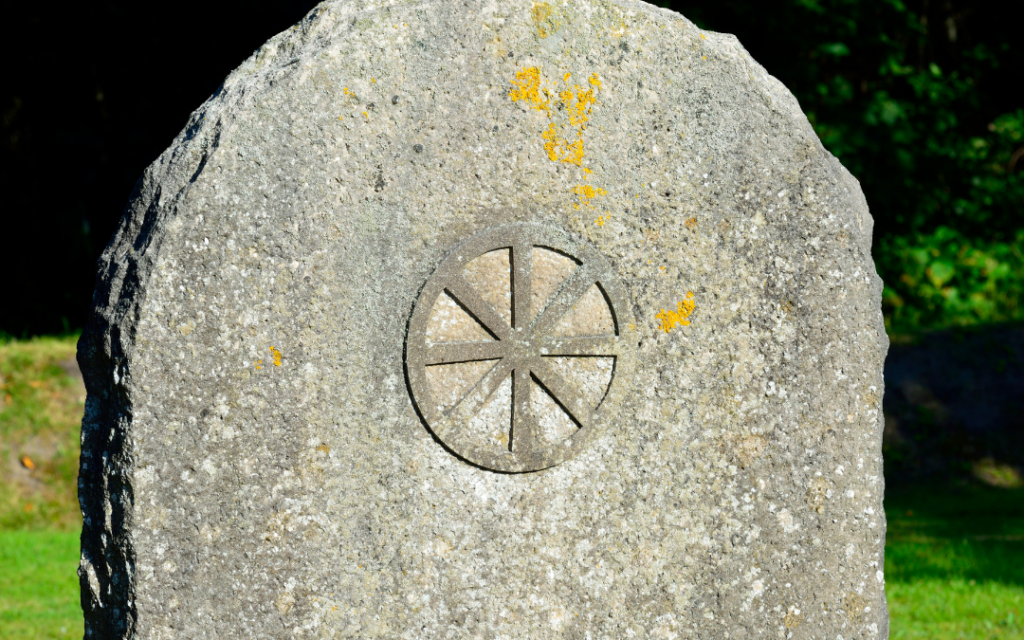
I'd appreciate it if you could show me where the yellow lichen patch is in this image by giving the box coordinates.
[270,346,283,367]
[594,213,611,226]
[572,184,607,209]
[568,87,596,128]
[532,2,552,23]
[511,67,607,205]
[541,73,601,165]
[656,292,696,333]
[254,359,263,371]
[509,66,551,114]
[531,2,558,39]
[543,123,585,165]
[684,217,698,230]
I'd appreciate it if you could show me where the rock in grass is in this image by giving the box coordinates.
[77,0,889,637]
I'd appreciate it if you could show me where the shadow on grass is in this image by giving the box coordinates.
[885,483,1024,586]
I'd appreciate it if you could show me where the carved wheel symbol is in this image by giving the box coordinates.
[406,223,636,472]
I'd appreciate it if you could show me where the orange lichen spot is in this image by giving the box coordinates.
[270,346,283,367]
[594,213,611,226]
[362,111,369,118]
[509,66,551,114]
[316,443,331,455]
[20,455,35,470]
[659,265,667,274]
[511,67,605,200]
[371,78,376,83]
[684,217,698,229]
[572,183,607,209]
[342,87,351,95]
[569,87,597,128]
[656,293,696,333]
[254,359,263,370]
[700,33,707,39]
[542,123,585,165]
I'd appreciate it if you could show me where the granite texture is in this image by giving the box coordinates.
[77,0,889,637]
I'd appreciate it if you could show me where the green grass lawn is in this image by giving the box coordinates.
[0,531,81,640]
[886,485,1024,639]
[0,336,1021,638]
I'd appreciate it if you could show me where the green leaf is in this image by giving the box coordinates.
[820,42,850,57]
[927,261,955,287]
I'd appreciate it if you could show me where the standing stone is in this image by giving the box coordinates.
[78,1,889,638]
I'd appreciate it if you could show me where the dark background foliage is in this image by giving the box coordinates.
[3,0,1022,336]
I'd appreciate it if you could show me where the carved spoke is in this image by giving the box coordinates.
[510,366,534,454]
[530,357,594,430]
[444,274,513,342]
[530,261,598,336]
[446,358,514,421]
[422,341,508,366]
[512,240,532,331]
[541,335,620,357]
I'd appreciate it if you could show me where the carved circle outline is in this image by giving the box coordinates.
[405,223,636,473]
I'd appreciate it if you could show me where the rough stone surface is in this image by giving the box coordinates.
[77,0,889,638]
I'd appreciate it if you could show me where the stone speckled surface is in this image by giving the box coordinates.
[77,0,889,637]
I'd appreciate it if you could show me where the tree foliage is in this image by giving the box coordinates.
[2,0,1021,335]
[664,0,1024,333]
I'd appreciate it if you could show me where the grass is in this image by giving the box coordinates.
[0,530,81,640]
[886,484,1024,639]
[0,336,84,531]
[0,336,1022,638]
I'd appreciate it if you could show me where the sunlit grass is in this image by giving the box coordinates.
[889,580,1024,639]
[0,530,82,640]
[886,484,1024,639]
[0,336,84,531]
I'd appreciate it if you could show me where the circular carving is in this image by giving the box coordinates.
[406,223,636,472]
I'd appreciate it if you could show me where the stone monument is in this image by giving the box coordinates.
[78,1,889,638]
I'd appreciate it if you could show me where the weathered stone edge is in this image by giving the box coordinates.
[72,3,351,636]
